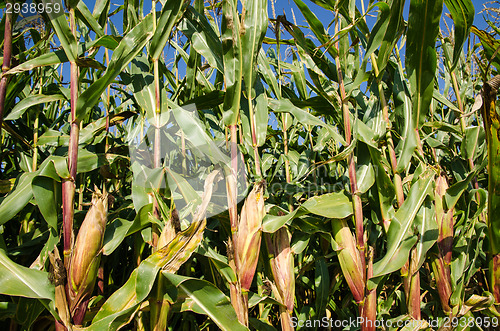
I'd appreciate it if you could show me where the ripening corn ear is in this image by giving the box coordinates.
[234,182,265,291]
[431,175,453,314]
[68,191,107,313]
[331,219,365,303]
[157,208,180,249]
[268,227,295,311]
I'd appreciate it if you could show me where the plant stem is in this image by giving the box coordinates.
[227,123,248,325]
[371,52,422,320]
[334,15,365,257]
[370,54,404,207]
[334,12,370,329]
[361,247,376,331]
[152,1,161,249]
[63,7,80,266]
[228,124,239,234]
[0,1,13,161]
[62,7,85,327]
[248,92,262,177]
[282,114,291,184]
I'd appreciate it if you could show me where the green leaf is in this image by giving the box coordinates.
[86,35,122,51]
[241,81,268,148]
[394,60,418,172]
[432,89,460,113]
[270,99,346,145]
[196,242,237,283]
[221,0,243,126]
[258,49,281,99]
[444,0,474,70]
[171,105,230,165]
[87,271,141,331]
[372,170,434,278]
[263,207,306,233]
[135,219,205,299]
[263,191,353,233]
[301,191,353,219]
[461,126,482,159]
[363,2,391,63]
[293,0,330,50]
[32,177,60,230]
[5,94,66,121]
[93,221,204,330]
[76,1,105,37]
[445,157,487,210]
[181,6,223,72]
[471,26,500,72]
[314,257,329,316]
[376,0,405,71]
[6,50,68,75]
[150,0,184,60]
[239,0,267,149]
[15,297,46,330]
[406,0,443,128]
[0,249,55,302]
[162,273,249,331]
[0,173,36,226]
[369,146,396,223]
[413,201,438,270]
[42,0,78,62]
[76,150,107,173]
[76,14,154,121]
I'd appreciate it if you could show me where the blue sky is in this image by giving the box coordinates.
[269,0,492,31]
[3,0,495,101]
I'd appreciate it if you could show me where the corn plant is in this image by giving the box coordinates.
[0,0,500,330]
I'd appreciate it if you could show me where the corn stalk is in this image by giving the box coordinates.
[478,75,500,305]
[333,12,373,330]
[0,0,12,144]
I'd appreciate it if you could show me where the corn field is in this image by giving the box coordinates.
[0,0,499,330]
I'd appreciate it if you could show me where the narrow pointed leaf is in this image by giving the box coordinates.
[5,94,66,121]
[32,177,60,230]
[0,173,35,225]
[42,0,77,62]
[406,0,443,128]
[76,14,154,120]
[444,0,474,70]
[0,249,55,301]
[221,0,242,125]
[373,170,434,277]
[162,273,248,331]
[150,0,184,60]
[76,1,105,37]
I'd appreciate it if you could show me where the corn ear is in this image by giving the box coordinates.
[234,183,265,291]
[432,175,453,313]
[157,208,180,249]
[68,191,107,312]
[266,227,295,331]
[152,169,222,272]
[153,218,206,273]
[332,219,365,303]
[361,247,376,331]
[48,247,72,330]
[435,175,454,264]
[267,227,295,312]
